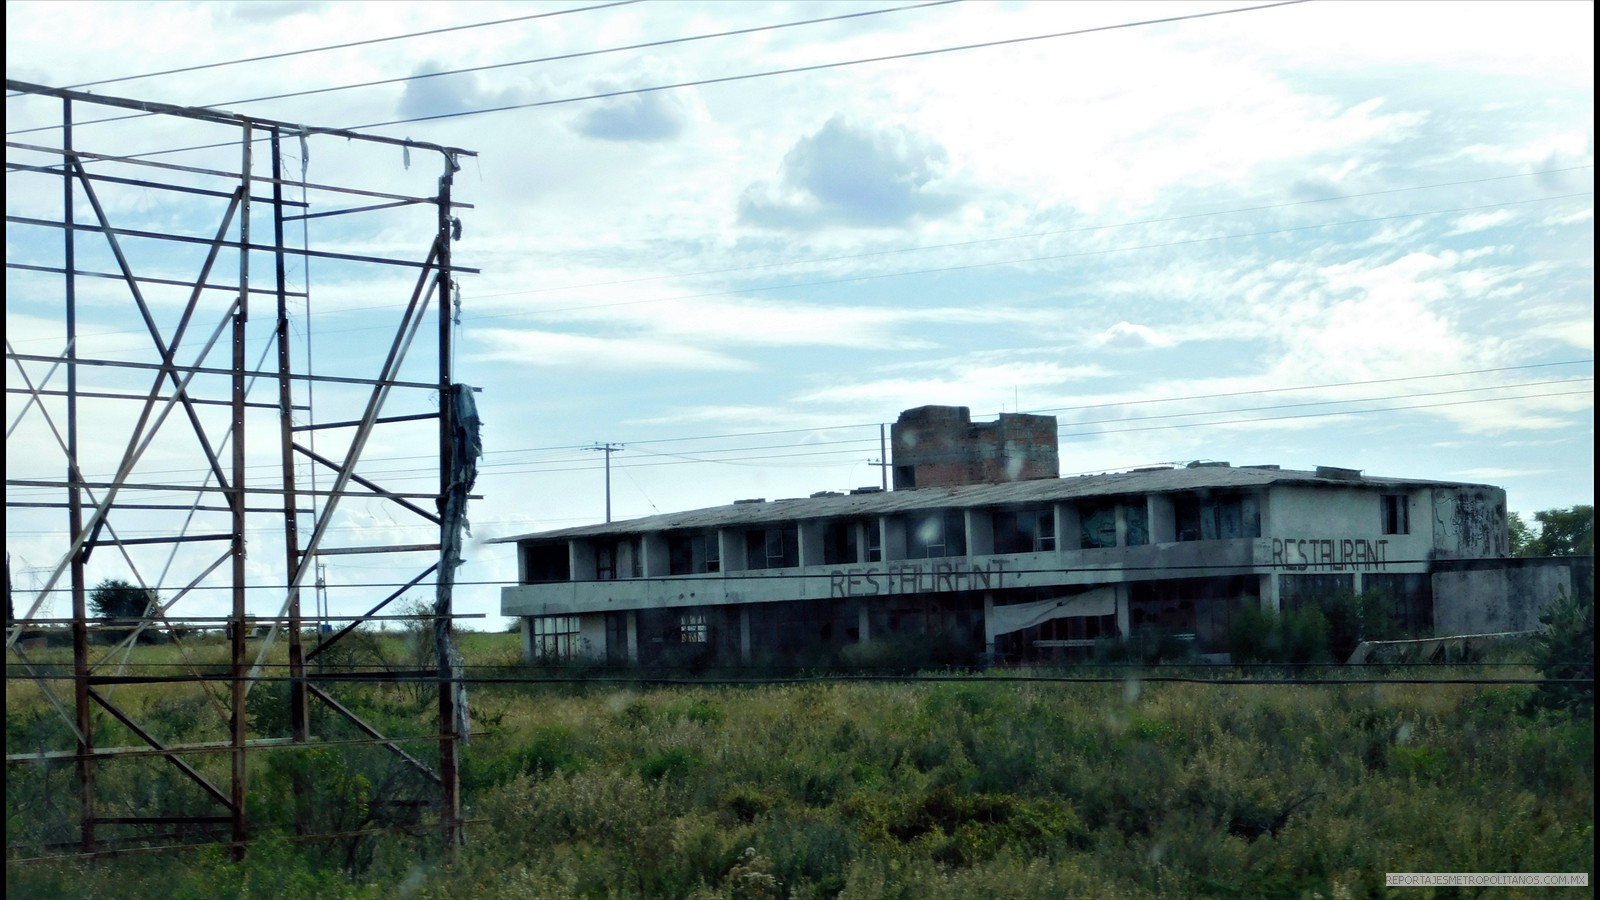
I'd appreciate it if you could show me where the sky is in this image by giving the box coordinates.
[5,0,1594,631]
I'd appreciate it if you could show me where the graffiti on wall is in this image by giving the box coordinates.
[829,559,1009,598]
[1435,489,1505,558]
[1272,538,1390,571]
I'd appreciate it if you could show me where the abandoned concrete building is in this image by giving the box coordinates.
[496,405,1582,666]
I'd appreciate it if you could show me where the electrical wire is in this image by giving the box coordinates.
[6,2,961,137]
[465,192,1595,319]
[28,1,1311,162]
[348,1,1313,131]
[6,0,644,96]
[471,165,1596,300]
[4,364,1591,488]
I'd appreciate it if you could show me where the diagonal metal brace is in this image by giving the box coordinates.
[305,684,440,785]
[87,688,233,811]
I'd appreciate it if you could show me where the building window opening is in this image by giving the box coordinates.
[596,537,641,580]
[605,612,628,664]
[746,526,799,570]
[523,543,570,583]
[532,615,581,660]
[866,523,883,562]
[908,510,967,559]
[823,519,862,565]
[1174,494,1260,542]
[669,531,720,575]
[1381,494,1409,535]
[994,507,1056,554]
[679,612,708,644]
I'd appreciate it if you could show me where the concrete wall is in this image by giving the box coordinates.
[1263,485,1435,571]
[1433,557,1591,635]
[1430,486,1510,560]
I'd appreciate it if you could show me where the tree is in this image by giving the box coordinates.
[1509,512,1535,557]
[1513,505,1595,557]
[1530,584,1594,718]
[88,578,156,621]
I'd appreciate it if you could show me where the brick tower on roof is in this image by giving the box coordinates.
[890,405,1059,490]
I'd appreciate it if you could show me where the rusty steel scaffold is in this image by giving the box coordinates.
[5,79,479,861]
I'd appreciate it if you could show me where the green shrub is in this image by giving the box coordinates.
[1529,586,1594,718]
[639,746,701,781]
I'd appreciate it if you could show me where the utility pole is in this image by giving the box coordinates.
[867,423,889,490]
[588,443,623,522]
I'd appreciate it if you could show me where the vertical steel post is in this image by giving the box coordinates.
[880,424,888,491]
[434,151,462,852]
[64,95,95,856]
[230,121,252,860]
[271,130,311,834]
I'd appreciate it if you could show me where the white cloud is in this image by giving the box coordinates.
[1447,209,1516,235]
[471,328,754,372]
[1092,322,1175,350]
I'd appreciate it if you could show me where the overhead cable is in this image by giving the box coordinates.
[473,165,1595,300]
[8,0,643,96]
[7,1,961,137]
[479,192,1595,318]
[30,1,1311,161]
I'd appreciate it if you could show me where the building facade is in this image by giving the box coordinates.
[497,409,1548,666]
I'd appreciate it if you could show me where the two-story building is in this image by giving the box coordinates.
[495,406,1541,666]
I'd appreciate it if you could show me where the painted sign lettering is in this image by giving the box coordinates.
[828,559,1008,598]
[1271,537,1390,572]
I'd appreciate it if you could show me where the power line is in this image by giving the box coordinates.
[24,167,1585,346]
[10,0,644,95]
[6,2,961,138]
[32,1,1311,162]
[10,380,1588,491]
[394,385,1598,479]
[348,1,1313,131]
[196,189,1584,342]
[470,192,1595,319]
[7,361,1588,486]
[1060,387,1594,439]
[472,165,1595,300]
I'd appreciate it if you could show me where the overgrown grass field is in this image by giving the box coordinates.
[7,631,1594,898]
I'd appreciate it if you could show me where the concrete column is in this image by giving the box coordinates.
[719,528,748,571]
[1115,584,1131,638]
[1114,504,1128,548]
[519,616,533,662]
[579,613,606,661]
[1262,573,1280,614]
[858,602,870,643]
[1147,494,1176,544]
[739,606,752,663]
[883,516,907,561]
[570,540,597,580]
[966,509,994,557]
[798,520,824,568]
[983,592,996,662]
[1057,503,1082,551]
[641,532,670,578]
[625,610,639,663]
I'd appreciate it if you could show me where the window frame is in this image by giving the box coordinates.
[531,614,581,660]
[1381,494,1410,535]
[679,612,708,644]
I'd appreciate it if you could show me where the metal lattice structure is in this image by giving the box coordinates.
[5,80,477,859]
